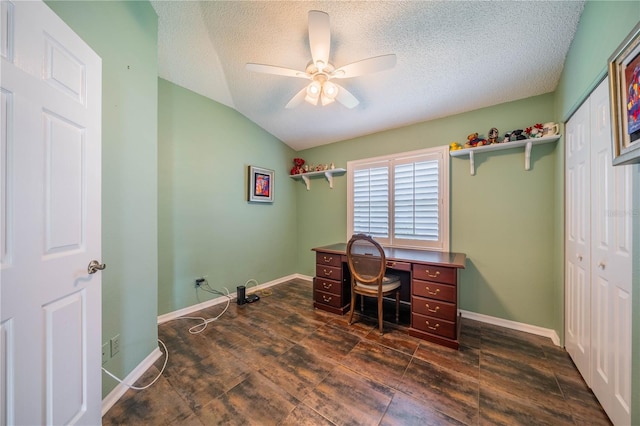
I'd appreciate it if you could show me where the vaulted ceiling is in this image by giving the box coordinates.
[151,1,585,151]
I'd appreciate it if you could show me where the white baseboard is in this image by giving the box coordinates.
[157,274,312,324]
[459,310,561,347]
[101,347,162,416]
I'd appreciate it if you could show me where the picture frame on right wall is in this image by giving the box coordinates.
[609,21,640,165]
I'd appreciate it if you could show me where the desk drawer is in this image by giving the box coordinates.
[411,296,456,320]
[316,252,342,268]
[411,312,456,339]
[315,277,341,296]
[385,260,411,271]
[413,264,456,284]
[314,289,343,308]
[316,265,342,280]
[412,280,456,303]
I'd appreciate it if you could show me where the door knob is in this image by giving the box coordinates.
[88,260,106,274]
[598,262,606,270]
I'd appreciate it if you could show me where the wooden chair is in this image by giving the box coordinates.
[346,234,401,335]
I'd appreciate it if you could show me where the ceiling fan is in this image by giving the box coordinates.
[246,10,397,109]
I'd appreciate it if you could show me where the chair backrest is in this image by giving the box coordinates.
[346,234,386,285]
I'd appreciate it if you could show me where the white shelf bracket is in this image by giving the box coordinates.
[324,171,334,189]
[469,150,475,176]
[525,141,532,171]
[301,175,311,190]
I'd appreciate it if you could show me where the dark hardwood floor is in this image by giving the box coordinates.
[103,278,611,425]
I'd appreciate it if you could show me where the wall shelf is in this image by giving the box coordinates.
[289,168,346,190]
[449,135,561,175]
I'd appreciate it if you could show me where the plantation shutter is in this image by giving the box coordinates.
[393,158,439,241]
[347,146,448,250]
[353,165,389,238]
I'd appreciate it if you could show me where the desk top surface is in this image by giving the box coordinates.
[312,243,466,269]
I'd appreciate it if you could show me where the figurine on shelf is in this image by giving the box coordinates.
[504,129,527,142]
[464,132,487,148]
[487,127,500,144]
[450,142,462,151]
[290,157,306,175]
[525,123,544,138]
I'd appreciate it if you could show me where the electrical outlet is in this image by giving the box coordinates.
[194,276,207,287]
[110,334,120,357]
[102,342,109,365]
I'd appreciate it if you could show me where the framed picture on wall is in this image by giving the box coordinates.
[609,21,640,165]
[248,165,274,203]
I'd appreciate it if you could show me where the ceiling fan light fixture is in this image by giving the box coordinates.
[305,81,321,105]
[323,81,338,99]
[307,81,321,96]
[246,10,396,109]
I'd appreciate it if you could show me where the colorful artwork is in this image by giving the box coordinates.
[248,166,274,203]
[609,22,640,165]
[625,53,640,135]
[254,173,270,197]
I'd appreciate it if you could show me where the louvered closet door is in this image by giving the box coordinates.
[565,91,591,383]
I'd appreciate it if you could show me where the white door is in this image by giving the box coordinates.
[589,78,632,426]
[565,91,591,383]
[0,1,102,425]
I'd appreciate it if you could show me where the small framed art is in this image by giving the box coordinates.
[248,166,274,203]
[609,21,640,165]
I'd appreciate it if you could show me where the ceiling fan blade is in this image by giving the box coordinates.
[334,83,359,109]
[246,63,309,79]
[285,86,309,109]
[308,10,330,69]
[332,54,397,79]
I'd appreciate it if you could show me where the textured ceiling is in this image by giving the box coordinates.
[151,1,585,151]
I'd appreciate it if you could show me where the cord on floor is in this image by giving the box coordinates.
[245,278,273,297]
[101,339,168,391]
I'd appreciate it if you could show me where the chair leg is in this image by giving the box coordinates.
[378,294,384,335]
[348,288,356,325]
[395,291,400,323]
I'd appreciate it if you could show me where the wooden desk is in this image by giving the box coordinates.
[312,243,466,349]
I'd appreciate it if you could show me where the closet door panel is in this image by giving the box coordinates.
[588,78,632,426]
[564,96,591,382]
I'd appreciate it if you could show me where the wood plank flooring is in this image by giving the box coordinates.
[103,279,611,425]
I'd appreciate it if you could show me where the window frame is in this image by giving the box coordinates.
[346,146,450,251]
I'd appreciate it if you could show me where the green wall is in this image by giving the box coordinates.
[46,1,159,398]
[553,2,640,422]
[157,79,299,315]
[297,93,559,331]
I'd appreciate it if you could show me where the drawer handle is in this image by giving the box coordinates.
[322,282,332,290]
[386,261,396,267]
[425,304,440,313]
[323,256,333,263]
[425,286,440,296]
[323,269,333,276]
[425,270,440,278]
[425,320,440,331]
[322,295,332,303]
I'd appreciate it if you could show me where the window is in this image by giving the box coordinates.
[347,146,449,251]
